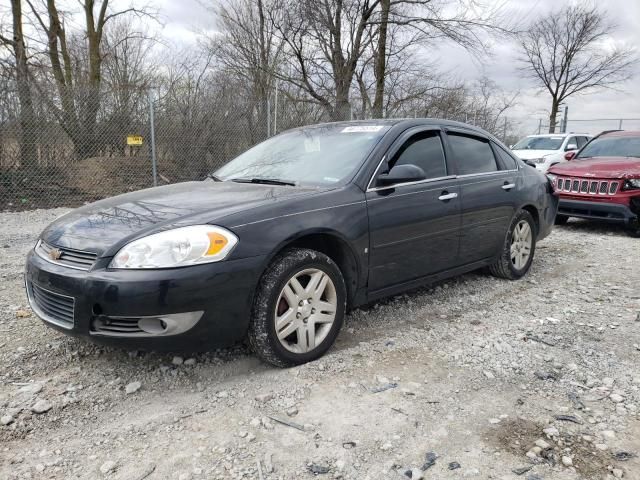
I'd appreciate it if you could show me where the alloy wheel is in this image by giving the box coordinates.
[510,220,532,270]
[274,268,337,354]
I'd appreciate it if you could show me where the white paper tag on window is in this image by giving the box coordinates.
[341,126,384,133]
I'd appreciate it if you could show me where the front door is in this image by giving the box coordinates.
[366,128,462,292]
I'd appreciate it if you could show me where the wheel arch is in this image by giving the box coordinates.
[520,204,540,235]
[263,229,362,309]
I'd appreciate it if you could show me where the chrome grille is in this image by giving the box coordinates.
[555,177,620,196]
[36,241,98,271]
[92,317,144,335]
[610,182,619,194]
[27,282,75,329]
[580,180,588,193]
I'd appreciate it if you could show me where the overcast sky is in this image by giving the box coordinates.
[155,0,640,136]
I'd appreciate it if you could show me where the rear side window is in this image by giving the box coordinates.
[494,145,518,170]
[391,130,447,179]
[447,133,498,175]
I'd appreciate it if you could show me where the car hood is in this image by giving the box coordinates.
[512,149,559,160]
[548,157,640,178]
[41,181,323,256]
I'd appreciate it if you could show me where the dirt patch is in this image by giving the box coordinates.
[490,417,621,478]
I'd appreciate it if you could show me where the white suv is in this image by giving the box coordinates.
[511,133,592,172]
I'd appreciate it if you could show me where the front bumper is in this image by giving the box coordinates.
[25,250,266,351]
[557,198,638,224]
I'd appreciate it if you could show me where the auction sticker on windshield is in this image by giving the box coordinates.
[341,126,384,133]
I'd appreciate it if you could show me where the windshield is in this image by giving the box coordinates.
[512,137,564,150]
[214,124,390,186]
[513,136,565,150]
[577,136,640,159]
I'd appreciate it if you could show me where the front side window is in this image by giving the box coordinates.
[565,137,578,150]
[215,124,390,186]
[577,136,640,159]
[447,133,498,175]
[389,130,447,179]
[577,136,588,148]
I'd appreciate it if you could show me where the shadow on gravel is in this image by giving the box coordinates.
[557,218,630,237]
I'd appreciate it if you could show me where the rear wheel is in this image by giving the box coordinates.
[248,248,346,367]
[490,210,536,280]
[555,214,569,225]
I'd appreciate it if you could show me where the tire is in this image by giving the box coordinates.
[248,248,347,367]
[489,210,537,280]
[554,214,569,225]
[626,219,640,238]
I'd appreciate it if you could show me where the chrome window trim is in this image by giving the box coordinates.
[367,175,457,192]
[367,169,519,193]
[454,169,518,179]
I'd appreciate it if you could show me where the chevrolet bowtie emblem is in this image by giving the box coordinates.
[49,248,63,261]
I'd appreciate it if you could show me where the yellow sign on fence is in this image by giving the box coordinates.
[127,135,144,146]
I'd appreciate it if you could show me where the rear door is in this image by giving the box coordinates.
[366,127,461,292]
[444,130,518,265]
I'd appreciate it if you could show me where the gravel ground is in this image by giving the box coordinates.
[1,209,639,480]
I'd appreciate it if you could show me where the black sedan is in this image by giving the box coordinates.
[25,119,557,366]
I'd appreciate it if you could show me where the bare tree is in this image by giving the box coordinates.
[0,0,37,168]
[272,0,511,121]
[520,4,637,133]
[212,0,285,142]
[26,0,156,159]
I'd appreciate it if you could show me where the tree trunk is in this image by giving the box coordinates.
[11,0,38,169]
[548,99,559,133]
[372,0,390,119]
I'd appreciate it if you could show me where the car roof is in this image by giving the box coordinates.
[298,118,498,137]
[524,133,591,138]
[599,130,640,138]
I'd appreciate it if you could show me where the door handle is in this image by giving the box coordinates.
[438,192,458,201]
[502,183,516,190]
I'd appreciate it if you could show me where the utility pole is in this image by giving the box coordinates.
[148,90,158,187]
[274,80,278,135]
[560,105,568,133]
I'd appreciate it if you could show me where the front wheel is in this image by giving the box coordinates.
[490,210,537,280]
[248,248,346,367]
[626,219,640,238]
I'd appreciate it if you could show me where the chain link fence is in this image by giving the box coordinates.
[1,84,521,211]
[0,86,324,211]
[533,118,640,136]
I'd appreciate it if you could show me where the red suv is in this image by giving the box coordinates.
[547,130,640,237]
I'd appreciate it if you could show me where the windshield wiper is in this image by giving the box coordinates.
[206,173,223,182]
[231,177,296,186]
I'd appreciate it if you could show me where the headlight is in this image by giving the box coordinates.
[110,225,238,269]
[546,173,557,183]
[623,178,640,190]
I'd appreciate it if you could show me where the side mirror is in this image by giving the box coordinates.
[524,159,537,168]
[564,151,576,161]
[565,144,578,151]
[377,164,427,186]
